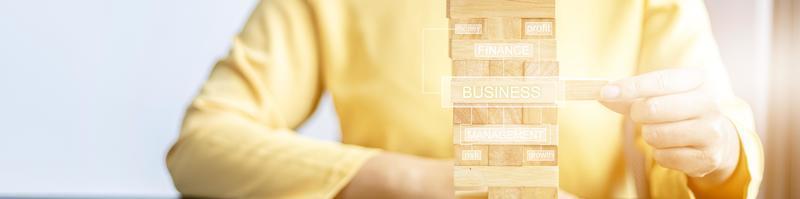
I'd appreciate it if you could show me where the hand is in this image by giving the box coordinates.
[336,153,454,199]
[599,68,741,186]
[559,189,579,199]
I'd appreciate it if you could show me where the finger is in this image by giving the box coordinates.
[642,116,723,149]
[630,90,716,123]
[599,100,634,115]
[600,68,705,101]
[654,148,721,177]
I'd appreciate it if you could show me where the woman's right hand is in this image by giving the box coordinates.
[336,152,454,199]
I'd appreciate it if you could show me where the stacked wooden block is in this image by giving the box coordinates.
[449,0,559,198]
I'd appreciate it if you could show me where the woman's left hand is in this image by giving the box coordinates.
[598,68,741,186]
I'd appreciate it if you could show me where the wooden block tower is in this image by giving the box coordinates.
[449,0,560,198]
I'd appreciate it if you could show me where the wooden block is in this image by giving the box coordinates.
[499,61,526,100]
[489,145,524,166]
[522,18,556,39]
[450,77,560,104]
[449,0,555,18]
[488,187,558,199]
[564,80,609,100]
[488,187,521,199]
[522,108,558,124]
[451,18,486,40]
[452,18,530,41]
[524,61,559,77]
[471,106,490,124]
[523,145,558,166]
[451,40,557,61]
[455,145,489,166]
[472,107,503,124]
[454,166,559,187]
[521,187,558,198]
[487,60,525,77]
[453,60,490,76]
[454,106,472,124]
[449,79,608,105]
[489,61,505,76]
[502,107,522,124]
[500,61,525,76]
[522,108,544,124]
[452,61,469,76]
[543,108,558,124]
[455,189,491,197]
[487,107,504,124]
[453,124,558,145]
[486,18,523,40]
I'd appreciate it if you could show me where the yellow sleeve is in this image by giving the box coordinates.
[165,0,379,198]
[636,0,764,198]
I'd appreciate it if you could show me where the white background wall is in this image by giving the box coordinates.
[0,0,260,197]
[0,0,770,197]
[705,0,772,137]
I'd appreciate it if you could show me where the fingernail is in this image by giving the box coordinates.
[601,85,620,100]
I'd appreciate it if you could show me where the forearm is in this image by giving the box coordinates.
[168,109,378,198]
[336,153,454,199]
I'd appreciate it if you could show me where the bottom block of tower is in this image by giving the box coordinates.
[488,187,558,199]
[454,166,558,188]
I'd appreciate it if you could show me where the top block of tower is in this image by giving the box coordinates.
[448,0,555,18]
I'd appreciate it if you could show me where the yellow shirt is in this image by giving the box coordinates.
[166,0,763,198]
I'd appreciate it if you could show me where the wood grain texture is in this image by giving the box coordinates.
[524,61,559,77]
[488,187,521,199]
[502,107,523,124]
[449,0,555,18]
[522,107,559,124]
[564,80,609,100]
[451,18,486,40]
[494,61,523,125]
[453,60,484,125]
[542,108,558,124]
[454,106,523,124]
[454,18,551,40]
[487,187,558,199]
[521,187,558,198]
[451,40,557,61]
[453,60,490,76]
[453,61,525,77]
[489,145,525,166]
[454,106,472,124]
[487,145,558,166]
[488,61,505,76]
[455,145,489,166]
[486,18,523,40]
[453,124,558,145]
[523,145,558,166]
[454,166,559,187]
[449,0,560,197]
[522,18,556,40]
[452,60,470,76]
[472,106,502,124]
[504,61,525,76]
[450,78,560,104]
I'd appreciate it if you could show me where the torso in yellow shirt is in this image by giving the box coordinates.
[324,0,637,197]
[167,0,761,198]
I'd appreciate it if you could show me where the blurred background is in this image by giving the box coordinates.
[0,0,796,198]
